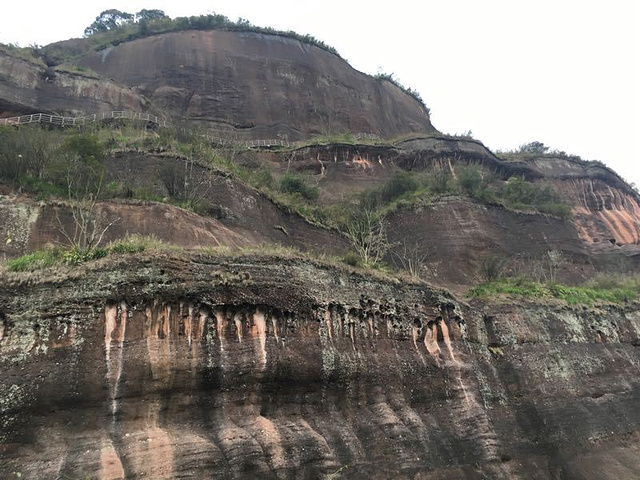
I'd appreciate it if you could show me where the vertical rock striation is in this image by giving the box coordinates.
[1,255,639,479]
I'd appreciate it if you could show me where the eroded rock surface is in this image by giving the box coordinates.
[0,51,145,117]
[74,30,434,139]
[1,255,639,479]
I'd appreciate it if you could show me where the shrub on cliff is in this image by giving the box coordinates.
[278,173,319,201]
[498,177,571,219]
[457,165,485,197]
[0,125,62,186]
[517,141,550,154]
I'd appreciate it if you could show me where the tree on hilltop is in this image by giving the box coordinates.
[135,9,168,23]
[84,10,134,36]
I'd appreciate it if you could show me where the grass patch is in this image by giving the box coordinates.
[5,234,170,272]
[106,234,167,254]
[0,43,45,66]
[303,132,389,147]
[54,64,100,78]
[468,277,637,306]
[4,236,419,286]
[5,249,65,272]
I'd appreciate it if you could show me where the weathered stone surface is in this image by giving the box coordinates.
[0,51,145,117]
[74,30,435,139]
[0,21,639,480]
[1,255,639,479]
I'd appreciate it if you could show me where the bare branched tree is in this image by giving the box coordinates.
[392,240,431,279]
[57,193,120,252]
[56,156,119,252]
[546,249,563,283]
[344,209,391,266]
[159,157,214,207]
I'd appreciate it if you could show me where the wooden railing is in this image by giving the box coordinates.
[0,110,293,148]
[0,110,387,149]
[0,111,168,127]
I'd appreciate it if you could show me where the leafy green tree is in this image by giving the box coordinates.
[135,9,168,22]
[62,135,103,163]
[84,10,134,36]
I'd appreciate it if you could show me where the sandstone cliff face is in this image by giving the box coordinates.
[273,142,639,285]
[0,51,145,116]
[1,255,639,479]
[554,178,640,247]
[1,22,639,480]
[74,30,435,139]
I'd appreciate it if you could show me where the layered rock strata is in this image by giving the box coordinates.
[1,254,639,479]
[74,30,435,139]
[0,51,145,117]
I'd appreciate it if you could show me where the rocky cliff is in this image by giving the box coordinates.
[1,22,640,480]
[1,254,639,479]
[1,142,638,289]
[0,50,145,117]
[71,30,434,139]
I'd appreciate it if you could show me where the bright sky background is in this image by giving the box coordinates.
[1,1,639,186]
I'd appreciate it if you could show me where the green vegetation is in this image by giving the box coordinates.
[3,235,406,284]
[84,9,137,36]
[498,176,571,218]
[0,43,45,66]
[584,273,640,292]
[6,249,65,272]
[5,234,169,271]
[353,165,570,219]
[0,120,572,277]
[53,64,100,78]
[373,72,429,113]
[305,132,387,146]
[0,125,108,199]
[5,246,109,271]
[468,277,638,306]
[497,140,585,162]
[278,172,319,201]
[362,171,420,209]
[41,10,340,67]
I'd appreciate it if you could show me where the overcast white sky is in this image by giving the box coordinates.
[1,1,639,186]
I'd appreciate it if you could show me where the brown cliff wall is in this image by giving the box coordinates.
[0,51,145,116]
[75,30,435,139]
[1,255,639,479]
[0,193,348,260]
[555,178,640,246]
